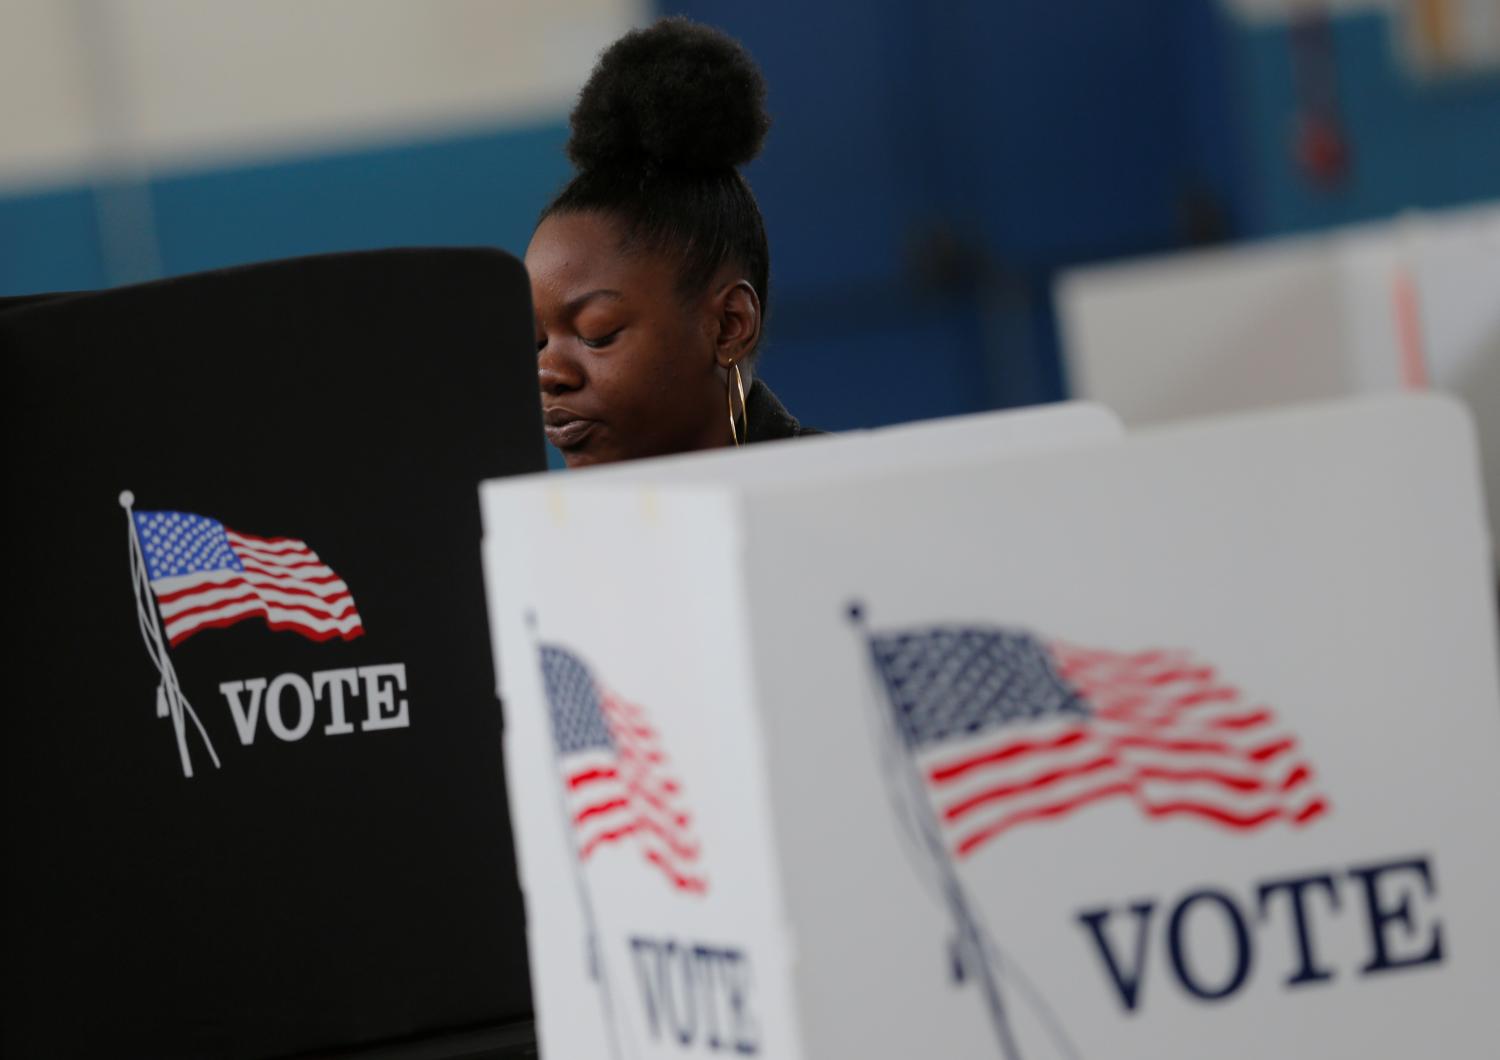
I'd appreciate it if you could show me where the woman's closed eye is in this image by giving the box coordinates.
[580,328,622,350]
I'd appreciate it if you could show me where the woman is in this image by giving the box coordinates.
[527,17,818,468]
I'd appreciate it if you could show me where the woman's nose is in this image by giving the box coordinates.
[538,340,584,396]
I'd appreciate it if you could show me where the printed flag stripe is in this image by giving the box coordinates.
[936,739,1314,800]
[575,798,630,825]
[939,738,1316,812]
[238,558,337,580]
[630,784,691,826]
[152,569,349,601]
[231,537,315,556]
[580,822,639,859]
[1137,795,1329,829]
[165,609,364,646]
[233,544,321,563]
[229,537,317,557]
[156,575,351,608]
[1131,762,1294,793]
[568,767,619,789]
[634,815,701,862]
[163,594,357,635]
[540,645,708,895]
[164,599,363,644]
[1249,737,1296,762]
[928,728,1091,783]
[1204,709,1276,730]
[157,583,353,620]
[162,592,359,631]
[227,532,315,550]
[952,783,1329,856]
[644,847,708,895]
[1281,763,1313,790]
[870,625,1329,860]
[224,530,305,550]
[239,556,329,574]
[1107,733,1248,756]
[945,759,1319,828]
[936,736,1316,851]
[943,755,1120,821]
[605,695,700,860]
[954,780,1138,855]
[134,509,364,646]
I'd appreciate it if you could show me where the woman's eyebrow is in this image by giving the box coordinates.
[565,288,624,315]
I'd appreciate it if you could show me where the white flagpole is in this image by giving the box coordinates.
[850,605,1082,1060]
[120,491,220,778]
[849,603,1022,1060]
[528,617,630,1060]
[546,750,628,1060]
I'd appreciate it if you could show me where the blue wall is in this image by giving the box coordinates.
[0,121,571,296]
[667,0,1243,422]
[149,123,571,278]
[1231,10,1500,234]
[0,186,108,294]
[4,2,1499,433]
[665,0,1500,425]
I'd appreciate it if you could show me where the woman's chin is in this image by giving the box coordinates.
[559,439,616,468]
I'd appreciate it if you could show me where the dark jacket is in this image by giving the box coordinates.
[744,378,822,444]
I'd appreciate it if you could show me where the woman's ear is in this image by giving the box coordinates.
[712,279,761,368]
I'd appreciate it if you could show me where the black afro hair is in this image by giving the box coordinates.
[566,16,771,174]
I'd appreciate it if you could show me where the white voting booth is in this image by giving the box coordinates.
[481,395,1500,1059]
[1058,201,1500,567]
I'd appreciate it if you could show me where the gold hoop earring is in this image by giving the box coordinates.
[727,362,747,447]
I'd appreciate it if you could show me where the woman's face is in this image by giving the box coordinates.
[526,210,732,468]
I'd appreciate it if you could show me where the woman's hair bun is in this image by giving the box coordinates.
[567,17,770,175]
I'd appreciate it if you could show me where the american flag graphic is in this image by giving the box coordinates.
[540,645,707,895]
[131,510,364,646]
[869,625,1328,859]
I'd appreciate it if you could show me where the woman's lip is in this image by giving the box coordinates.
[544,418,598,449]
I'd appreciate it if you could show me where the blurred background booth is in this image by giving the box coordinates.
[1058,203,1500,564]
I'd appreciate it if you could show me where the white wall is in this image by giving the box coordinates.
[0,0,646,192]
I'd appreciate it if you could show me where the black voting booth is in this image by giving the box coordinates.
[2,250,543,1058]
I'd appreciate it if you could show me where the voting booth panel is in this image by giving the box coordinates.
[491,490,803,1058]
[484,395,1500,1059]
[2,251,543,1057]
[742,395,1499,1058]
[1057,204,1500,426]
[1057,203,1500,570]
[482,402,1122,1059]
